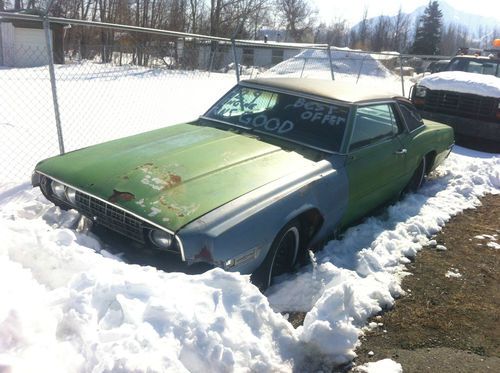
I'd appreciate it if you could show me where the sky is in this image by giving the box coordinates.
[313,0,500,25]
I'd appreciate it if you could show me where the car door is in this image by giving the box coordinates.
[341,102,408,226]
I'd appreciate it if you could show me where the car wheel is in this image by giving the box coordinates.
[403,156,427,194]
[251,220,301,291]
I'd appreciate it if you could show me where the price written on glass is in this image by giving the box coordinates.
[287,98,347,126]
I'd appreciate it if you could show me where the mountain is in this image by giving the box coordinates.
[353,1,499,37]
[416,1,499,31]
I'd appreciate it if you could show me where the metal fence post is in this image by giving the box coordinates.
[231,39,240,83]
[399,55,405,97]
[327,46,335,80]
[43,17,65,154]
[208,40,217,76]
[356,55,367,84]
[300,57,307,78]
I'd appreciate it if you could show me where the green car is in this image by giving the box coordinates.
[32,78,454,289]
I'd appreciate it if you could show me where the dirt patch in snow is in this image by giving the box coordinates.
[351,193,500,372]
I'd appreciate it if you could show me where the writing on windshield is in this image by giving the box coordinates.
[205,86,349,152]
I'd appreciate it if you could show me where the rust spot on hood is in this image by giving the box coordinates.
[158,196,199,218]
[108,190,135,203]
[136,162,154,169]
[162,172,182,190]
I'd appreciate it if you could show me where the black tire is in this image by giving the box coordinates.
[403,156,427,195]
[251,220,301,291]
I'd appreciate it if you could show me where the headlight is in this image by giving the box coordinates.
[51,180,67,200]
[415,86,427,98]
[65,187,77,204]
[225,258,236,269]
[149,229,173,249]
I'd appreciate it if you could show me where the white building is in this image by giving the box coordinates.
[0,16,64,67]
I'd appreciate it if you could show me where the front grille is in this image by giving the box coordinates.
[424,90,497,120]
[75,191,146,243]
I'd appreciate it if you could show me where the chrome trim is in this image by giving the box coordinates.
[407,124,425,134]
[35,171,186,261]
[226,245,262,269]
[346,101,413,152]
[393,100,425,134]
[347,135,397,153]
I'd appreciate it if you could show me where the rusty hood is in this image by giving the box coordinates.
[35,122,316,231]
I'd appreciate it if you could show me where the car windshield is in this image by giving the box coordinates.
[203,85,350,153]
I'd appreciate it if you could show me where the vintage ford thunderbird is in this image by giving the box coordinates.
[32,78,454,289]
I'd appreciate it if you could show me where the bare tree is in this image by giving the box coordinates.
[350,8,370,50]
[390,7,410,52]
[275,0,316,42]
[440,23,472,55]
[370,16,390,51]
[315,18,349,47]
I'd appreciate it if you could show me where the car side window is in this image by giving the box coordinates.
[398,103,424,131]
[349,104,399,151]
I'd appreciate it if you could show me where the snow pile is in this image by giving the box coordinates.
[354,358,402,373]
[419,71,500,97]
[0,189,299,372]
[262,48,394,80]
[267,146,500,364]
[487,242,500,249]
[474,234,500,249]
[445,269,462,278]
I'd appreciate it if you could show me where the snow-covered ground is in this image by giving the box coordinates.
[0,64,235,181]
[1,59,499,372]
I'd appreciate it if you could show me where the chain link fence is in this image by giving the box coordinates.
[0,12,451,181]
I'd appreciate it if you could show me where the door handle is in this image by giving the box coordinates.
[394,148,407,155]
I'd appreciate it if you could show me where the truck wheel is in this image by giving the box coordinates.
[251,220,301,291]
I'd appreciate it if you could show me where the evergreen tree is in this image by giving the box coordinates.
[411,0,443,55]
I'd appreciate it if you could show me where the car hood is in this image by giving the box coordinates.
[36,122,317,231]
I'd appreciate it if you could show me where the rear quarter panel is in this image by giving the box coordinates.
[411,120,454,171]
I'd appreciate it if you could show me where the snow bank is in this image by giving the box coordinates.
[0,188,299,372]
[419,71,500,97]
[267,146,499,364]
